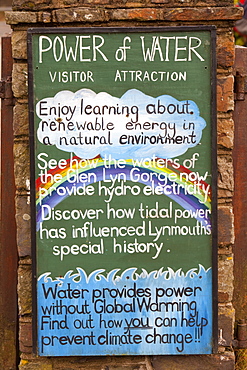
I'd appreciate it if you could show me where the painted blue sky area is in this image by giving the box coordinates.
[37,266,213,356]
[36,88,206,159]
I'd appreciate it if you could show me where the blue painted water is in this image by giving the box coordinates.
[37,265,213,356]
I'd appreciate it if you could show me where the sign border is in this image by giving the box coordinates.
[27,26,218,356]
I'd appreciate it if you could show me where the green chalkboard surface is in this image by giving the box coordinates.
[28,27,217,357]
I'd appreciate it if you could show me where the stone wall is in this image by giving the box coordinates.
[5,0,242,369]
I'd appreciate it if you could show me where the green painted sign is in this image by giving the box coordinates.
[28,27,217,356]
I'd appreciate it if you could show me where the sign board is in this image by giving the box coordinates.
[28,27,217,356]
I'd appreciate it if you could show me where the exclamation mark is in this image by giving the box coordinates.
[195,327,201,342]
[198,327,201,342]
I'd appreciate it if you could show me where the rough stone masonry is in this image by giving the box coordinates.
[5,0,242,369]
